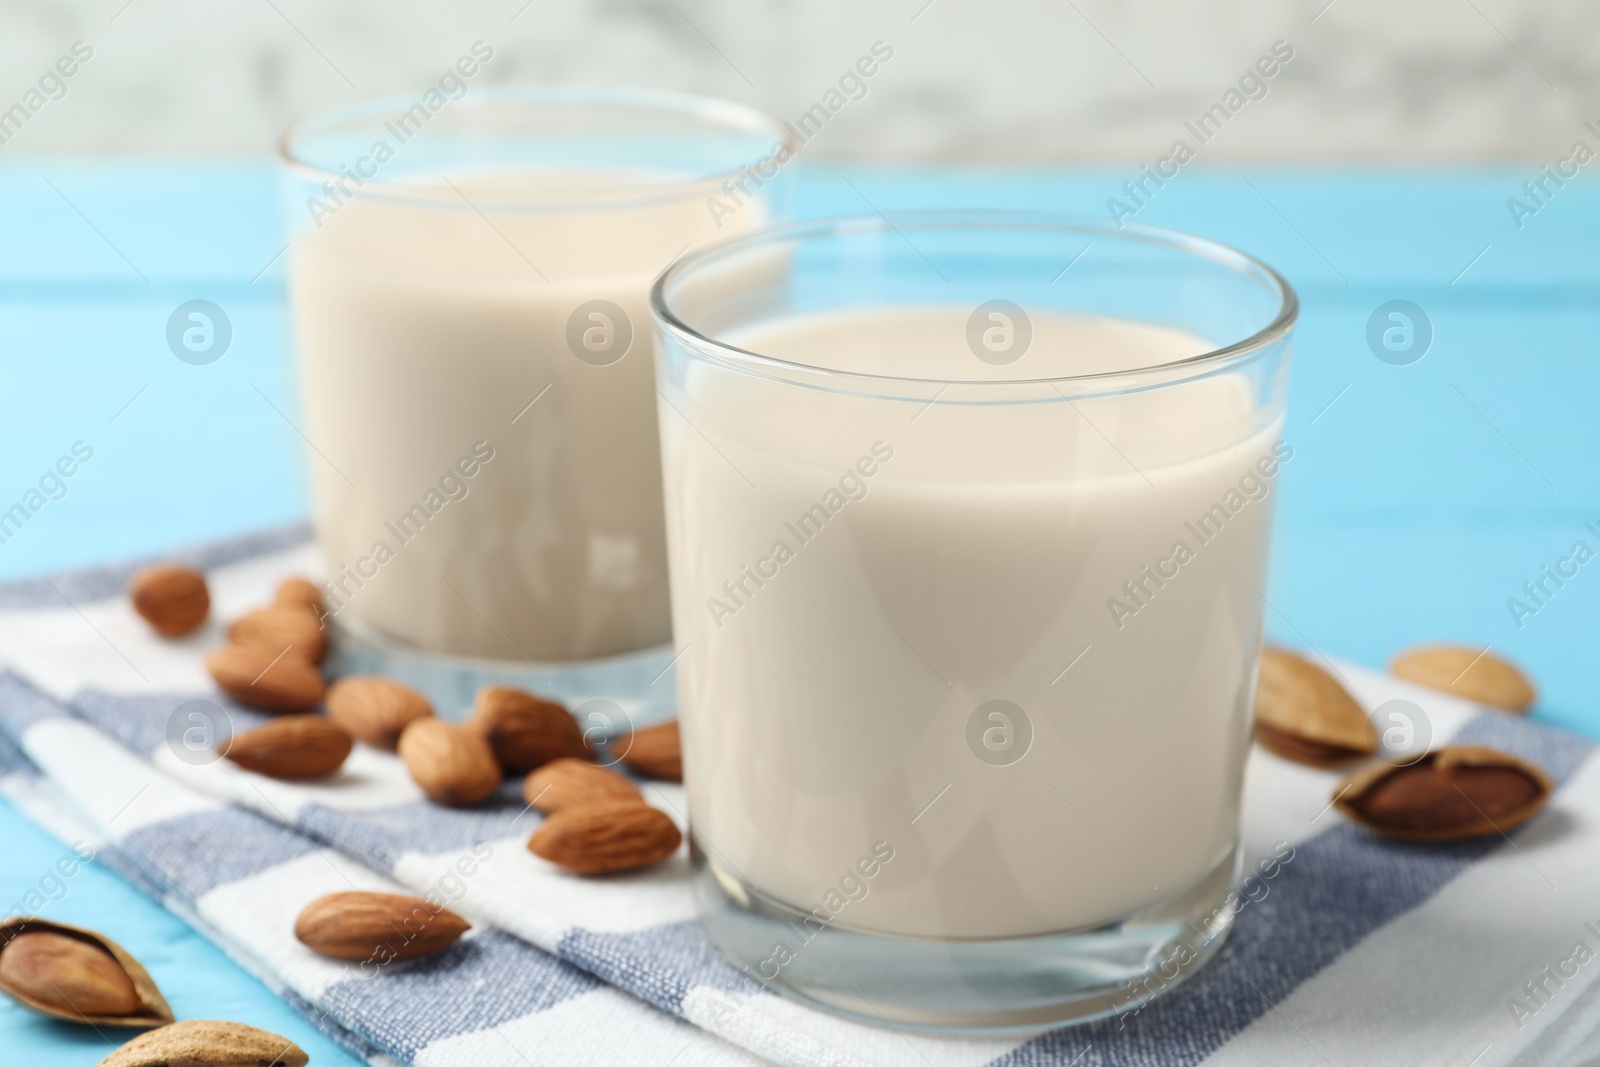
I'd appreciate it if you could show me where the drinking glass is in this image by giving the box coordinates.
[278,88,790,711]
[651,212,1297,1030]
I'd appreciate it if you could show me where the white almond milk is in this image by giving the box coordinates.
[289,174,762,659]
[662,306,1283,939]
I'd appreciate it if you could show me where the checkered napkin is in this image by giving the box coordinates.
[2,527,1599,1067]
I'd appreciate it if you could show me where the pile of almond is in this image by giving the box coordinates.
[1253,645,1552,842]
[130,565,685,876]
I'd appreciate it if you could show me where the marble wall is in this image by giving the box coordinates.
[0,0,1595,160]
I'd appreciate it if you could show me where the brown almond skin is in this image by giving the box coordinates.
[1391,645,1537,712]
[464,686,588,772]
[227,606,328,665]
[1334,745,1553,841]
[224,715,352,779]
[1,931,140,1018]
[274,577,325,617]
[326,676,432,749]
[128,565,209,637]
[294,891,470,962]
[528,800,682,874]
[205,644,325,712]
[98,1019,307,1067]
[524,758,642,814]
[620,721,682,781]
[0,918,173,1028]
[1254,648,1379,766]
[398,718,502,806]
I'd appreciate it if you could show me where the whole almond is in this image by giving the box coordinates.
[274,577,325,617]
[1,931,138,1018]
[128,565,209,637]
[524,758,642,814]
[0,919,173,1028]
[619,721,682,781]
[398,718,501,805]
[1391,645,1536,712]
[224,715,352,780]
[98,1019,307,1067]
[326,676,433,749]
[294,891,470,962]
[464,686,587,772]
[528,800,682,874]
[1253,648,1379,766]
[227,606,327,665]
[205,644,325,712]
[1334,745,1553,841]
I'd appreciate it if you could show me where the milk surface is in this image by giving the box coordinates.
[290,172,759,658]
[662,306,1282,939]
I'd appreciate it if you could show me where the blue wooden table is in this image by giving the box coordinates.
[2,164,1596,1063]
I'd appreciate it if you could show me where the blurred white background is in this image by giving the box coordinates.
[0,0,1595,161]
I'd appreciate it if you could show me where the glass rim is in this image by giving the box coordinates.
[649,210,1300,395]
[276,86,791,208]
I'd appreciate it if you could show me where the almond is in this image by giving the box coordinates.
[524,758,642,814]
[528,800,682,874]
[227,606,327,665]
[98,1019,307,1067]
[224,715,352,779]
[205,643,325,712]
[326,676,433,749]
[1253,648,1378,766]
[294,891,470,962]
[128,565,209,637]
[0,919,173,1028]
[1334,745,1553,841]
[619,721,682,781]
[398,718,501,805]
[1391,645,1536,712]
[274,577,325,618]
[464,686,588,772]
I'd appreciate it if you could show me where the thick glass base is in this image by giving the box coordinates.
[693,839,1236,1033]
[325,614,679,729]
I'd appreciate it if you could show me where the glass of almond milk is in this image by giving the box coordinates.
[278,89,789,707]
[652,213,1297,1030]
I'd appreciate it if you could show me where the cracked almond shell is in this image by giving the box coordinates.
[1333,745,1552,842]
[1253,647,1379,766]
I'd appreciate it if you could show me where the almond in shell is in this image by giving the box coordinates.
[128,565,209,637]
[205,643,325,712]
[0,918,173,1028]
[1253,648,1379,766]
[294,891,469,962]
[1334,744,1552,842]
[619,721,682,781]
[398,718,502,806]
[523,758,642,814]
[326,676,432,749]
[528,800,682,875]
[1391,645,1536,712]
[224,715,352,779]
[98,1019,307,1067]
[464,686,588,772]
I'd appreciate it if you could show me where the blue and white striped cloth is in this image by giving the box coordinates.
[1,527,1597,1066]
